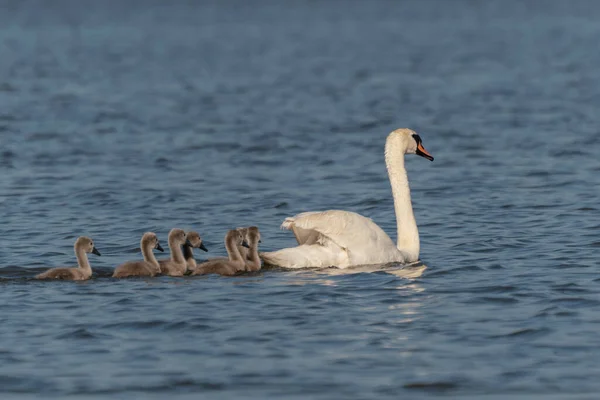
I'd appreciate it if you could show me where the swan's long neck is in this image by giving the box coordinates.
[142,243,159,269]
[385,143,420,262]
[75,246,92,276]
[168,236,186,265]
[226,236,243,262]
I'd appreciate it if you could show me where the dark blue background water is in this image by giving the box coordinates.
[1,0,599,398]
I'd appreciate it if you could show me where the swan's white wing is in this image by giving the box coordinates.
[260,243,348,269]
[282,214,322,245]
[283,210,393,249]
[281,210,403,266]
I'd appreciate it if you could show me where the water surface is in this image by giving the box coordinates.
[1,0,600,398]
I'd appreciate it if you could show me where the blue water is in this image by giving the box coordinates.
[1,0,600,398]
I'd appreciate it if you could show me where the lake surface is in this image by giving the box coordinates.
[1,0,599,398]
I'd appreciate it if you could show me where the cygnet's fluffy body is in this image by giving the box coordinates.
[36,236,100,281]
[190,230,249,276]
[182,231,208,271]
[158,228,189,276]
[209,227,259,271]
[112,232,164,278]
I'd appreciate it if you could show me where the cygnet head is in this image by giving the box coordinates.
[186,231,208,252]
[236,227,248,240]
[169,228,187,245]
[228,229,250,248]
[75,236,101,256]
[141,232,164,252]
[247,226,261,246]
[386,128,434,161]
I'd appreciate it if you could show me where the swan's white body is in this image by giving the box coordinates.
[260,129,433,269]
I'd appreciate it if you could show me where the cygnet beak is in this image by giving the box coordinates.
[92,247,101,256]
[185,239,193,247]
[156,243,164,252]
[199,242,208,252]
[241,240,250,248]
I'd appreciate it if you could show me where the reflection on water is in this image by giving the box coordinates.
[278,263,427,286]
[313,262,427,279]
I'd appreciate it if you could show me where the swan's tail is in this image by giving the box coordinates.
[260,244,345,269]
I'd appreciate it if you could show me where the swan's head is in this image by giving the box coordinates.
[247,226,262,247]
[228,229,250,248]
[142,232,164,252]
[387,128,434,161]
[186,231,208,252]
[75,236,101,256]
[169,228,187,245]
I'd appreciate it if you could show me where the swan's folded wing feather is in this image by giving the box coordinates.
[261,244,347,269]
[282,211,346,246]
[284,210,394,251]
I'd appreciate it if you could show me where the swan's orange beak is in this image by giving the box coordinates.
[416,143,434,161]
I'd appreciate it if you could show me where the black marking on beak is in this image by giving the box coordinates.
[92,247,101,256]
[199,242,208,252]
[258,239,262,243]
[241,240,250,248]
[156,243,164,252]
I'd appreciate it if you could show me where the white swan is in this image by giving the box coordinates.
[260,128,433,269]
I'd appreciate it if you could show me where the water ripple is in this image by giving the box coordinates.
[1,1,600,398]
